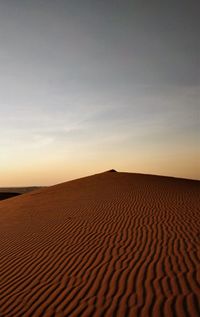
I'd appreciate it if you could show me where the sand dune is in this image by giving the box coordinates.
[0,171,199,317]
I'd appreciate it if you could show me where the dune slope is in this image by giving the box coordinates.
[0,172,199,317]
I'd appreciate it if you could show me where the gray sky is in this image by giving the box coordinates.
[0,0,199,185]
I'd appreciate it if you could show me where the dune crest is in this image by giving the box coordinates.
[0,172,199,317]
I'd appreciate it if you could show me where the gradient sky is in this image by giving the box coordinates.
[0,0,199,186]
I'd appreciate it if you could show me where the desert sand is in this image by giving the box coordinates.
[0,171,199,317]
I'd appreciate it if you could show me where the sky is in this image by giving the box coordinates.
[0,0,199,186]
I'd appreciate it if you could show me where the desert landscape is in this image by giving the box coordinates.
[0,170,199,317]
[0,2,199,316]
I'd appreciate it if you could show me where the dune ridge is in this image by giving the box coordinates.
[0,172,199,317]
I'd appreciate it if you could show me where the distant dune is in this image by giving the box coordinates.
[0,186,43,194]
[0,192,21,201]
[0,171,199,316]
[0,187,44,201]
